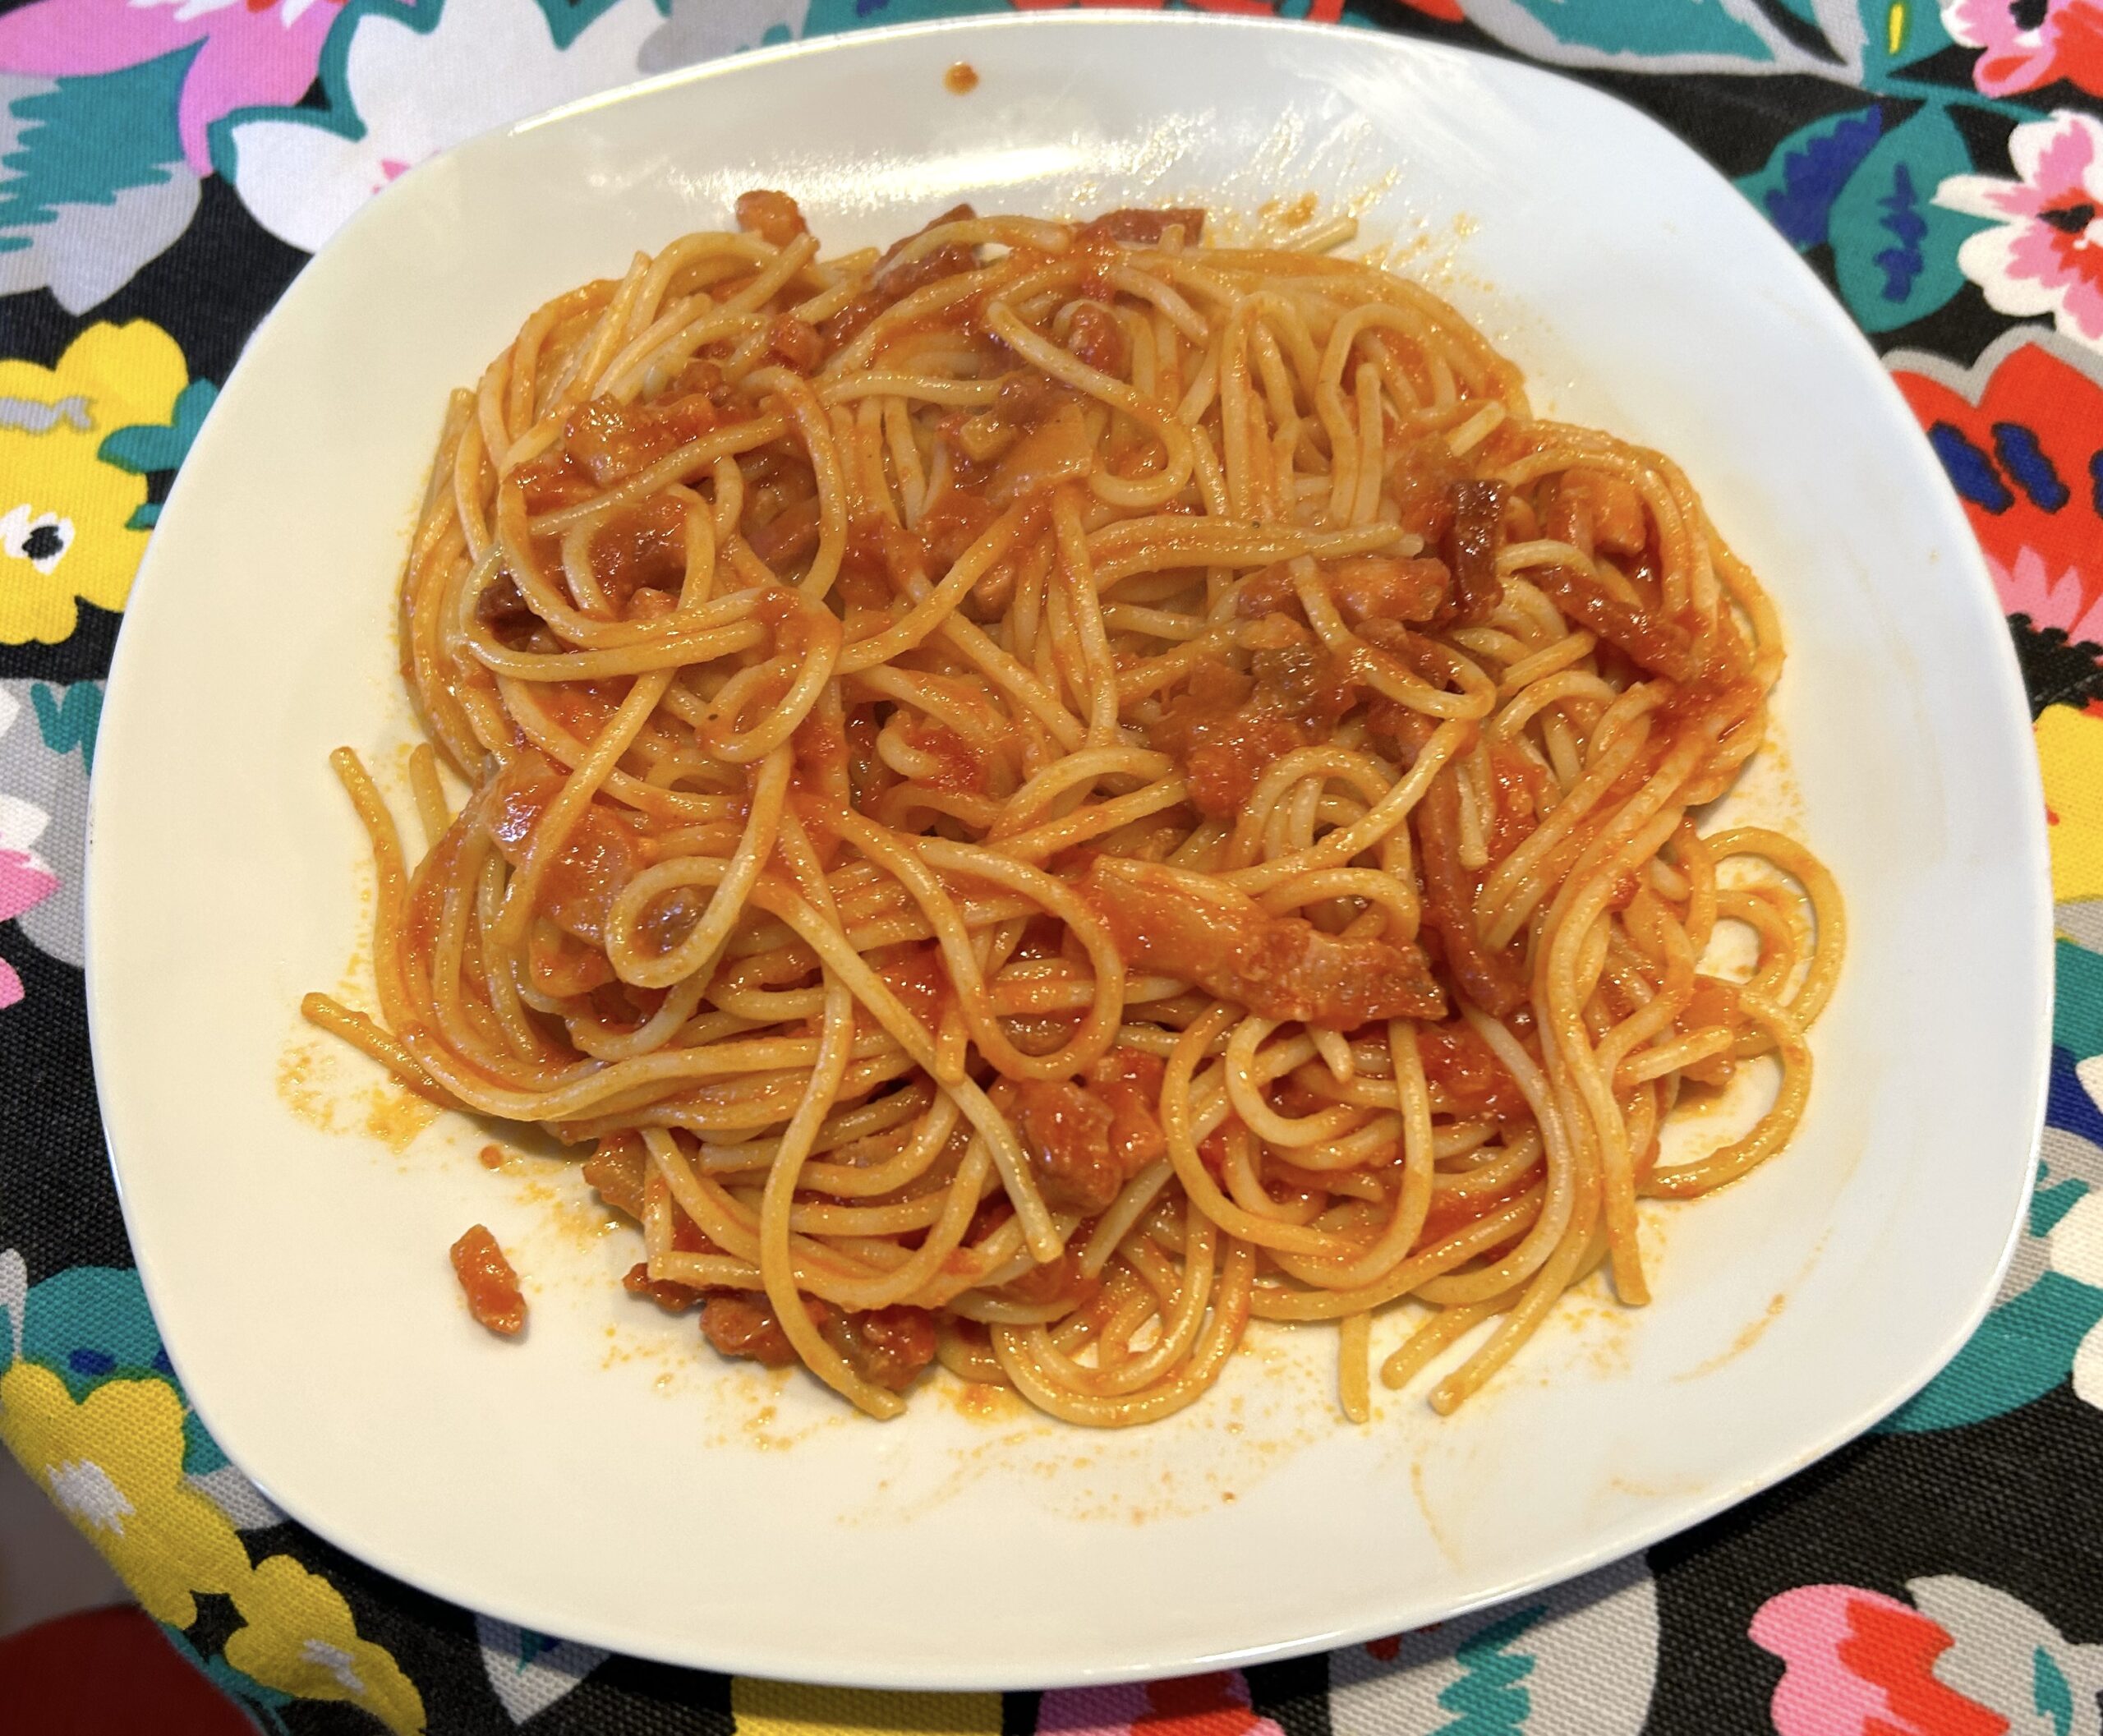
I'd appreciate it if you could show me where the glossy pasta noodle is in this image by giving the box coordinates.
[306,195,1843,1425]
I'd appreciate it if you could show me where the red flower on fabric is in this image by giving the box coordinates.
[1942,0,2103,99]
[1038,1672,1286,1736]
[1892,329,2103,633]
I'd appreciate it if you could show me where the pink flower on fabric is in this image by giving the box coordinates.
[1937,110,2103,349]
[1943,0,2103,96]
[1996,545,2103,642]
[0,845,58,1012]
[0,0,343,175]
[1750,1585,2006,1735]
[0,850,58,928]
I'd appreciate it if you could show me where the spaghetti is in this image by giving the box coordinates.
[307,195,1843,1425]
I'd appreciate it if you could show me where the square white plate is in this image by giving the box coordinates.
[88,13,2050,1688]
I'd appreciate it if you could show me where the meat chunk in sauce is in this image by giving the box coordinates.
[1015,1080,1121,1214]
[826,1305,937,1392]
[476,573,539,646]
[564,392,718,486]
[1081,856,1446,1029]
[766,312,827,374]
[1327,555,1453,626]
[1090,1048,1167,1172]
[1236,555,1453,629]
[1147,622,1358,819]
[1545,467,1647,559]
[1011,1049,1166,1217]
[1445,479,1507,626]
[820,203,982,348]
[700,1293,802,1366]
[587,492,689,610]
[485,752,643,947]
[1531,559,1698,682]
[1403,732,1531,1020]
[582,1133,649,1221]
[450,1224,527,1336]
[624,1263,702,1314]
[734,188,808,249]
[1064,302,1127,375]
[699,1292,936,1393]
[1079,208,1206,246]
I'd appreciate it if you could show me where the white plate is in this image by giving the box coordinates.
[89,13,2051,1689]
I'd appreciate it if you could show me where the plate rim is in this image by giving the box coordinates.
[85,10,2055,1688]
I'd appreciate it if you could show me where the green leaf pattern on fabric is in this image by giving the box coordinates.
[1830,103,1993,330]
[0,53,201,312]
[1737,107,1886,251]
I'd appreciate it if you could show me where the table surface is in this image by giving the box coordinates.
[2,2,2101,1730]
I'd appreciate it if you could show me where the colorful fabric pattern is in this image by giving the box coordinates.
[2,0,2100,1728]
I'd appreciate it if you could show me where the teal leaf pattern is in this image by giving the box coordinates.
[29,680,100,776]
[1435,1606,1547,1734]
[1457,0,1836,72]
[531,0,661,52]
[1738,106,1884,250]
[99,377,219,525]
[1883,1272,2103,1431]
[1858,0,1956,81]
[0,49,195,242]
[1829,103,1990,331]
[16,1264,228,1472]
[98,379,219,478]
[1486,0,1776,59]
[2035,1644,2074,1736]
[0,54,201,311]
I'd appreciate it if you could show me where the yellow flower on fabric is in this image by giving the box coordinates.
[224,1553,427,1736]
[0,320,188,645]
[731,1677,1003,1736]
[0,1362,247,1627]
[2038,703,2103,903]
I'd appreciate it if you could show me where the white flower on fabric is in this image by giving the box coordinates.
[2082,1054,2103,1121]
[475,1615,610,1724]
[0,792,50,858]
[0,505,76,577]
[1331,1554,1657,1736]
[301,1638,367,1696]
[1909,1575,2103,1735]
[184,1463,288,1531]
[0,1247,25,1365]
[47,1456,136,1535]
[2048,1186,2103,1410]
[223,0,666,255]
[637,0,808,76]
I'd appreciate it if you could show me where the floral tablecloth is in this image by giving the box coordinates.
[3,0,2102,1729]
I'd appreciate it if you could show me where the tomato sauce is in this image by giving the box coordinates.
[1415,1019,1530,1122]
[870,942,951,1029]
